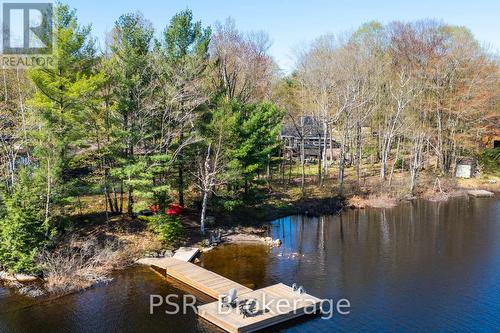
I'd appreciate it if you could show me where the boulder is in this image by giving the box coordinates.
[205,216,216,225]
[0,271,38,282]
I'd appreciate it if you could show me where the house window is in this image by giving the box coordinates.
[494,140,500,149]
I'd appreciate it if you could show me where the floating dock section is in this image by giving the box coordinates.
[198,283,321,333]
[467,190,494,197]
[143,256,322,332]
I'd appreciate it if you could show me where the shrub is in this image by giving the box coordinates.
[222,199,243,212]
[39,238,118,294]
[146,214,185,245]
[0,172,54,274]
[394,158,406,170]
[478,148,500,177]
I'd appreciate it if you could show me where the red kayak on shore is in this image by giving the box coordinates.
[149,203,183,215]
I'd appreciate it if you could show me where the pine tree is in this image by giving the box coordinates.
[28,3,101,223]
[0,171,53,273]
[109,12,154,216]
[161,9,211,207]
[232,102,284,195]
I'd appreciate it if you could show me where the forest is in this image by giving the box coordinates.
[0,3,498,279]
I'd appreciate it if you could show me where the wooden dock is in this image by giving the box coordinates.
[172,247,200,262]
[468,190,494,197]
[151,257,252,298]
[143,257,322,332]
[198,283,322,333]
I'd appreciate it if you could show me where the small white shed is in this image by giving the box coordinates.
[455,157,476,178]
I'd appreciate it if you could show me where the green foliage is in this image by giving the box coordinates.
[108,10,212,214]
[145,214,185,245]
[27,3,104,222]
[479,148,500,176]
[352,20,384,42]
[1,3,103,274]
[222,199,244,212]
[29,3,101,147]
[394,158,405,170]
[0,172,54,274]
[108,12,155,214]
[229,102,285,194]
[113,154,174,212]
[111,12,154,117]
[197,100,284,203]
[162,9,211,61]
[2,5,496,274]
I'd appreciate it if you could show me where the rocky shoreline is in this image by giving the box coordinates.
[140,226,283,260]
[0,271,39,283]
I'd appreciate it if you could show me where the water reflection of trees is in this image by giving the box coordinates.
[268,198,498,301]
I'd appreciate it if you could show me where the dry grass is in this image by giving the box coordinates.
[38,231,162,295]
[421,177,468,202]
[458,176,500,192]
[39,238,123,294]
[422,191,451,202]
[348,194,397,209]
[347,195,369,208]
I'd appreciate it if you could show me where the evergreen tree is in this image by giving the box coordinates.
[109,12,154,216]
[160,9,211,207]
[0,171,53,273]
[28,3,101,222]
[232,102,284,195]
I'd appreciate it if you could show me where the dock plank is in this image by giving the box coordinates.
[172,247,200,262]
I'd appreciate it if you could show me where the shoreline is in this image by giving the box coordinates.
[2,185,498,297]
[3,193,498,332]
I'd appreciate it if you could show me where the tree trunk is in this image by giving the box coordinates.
[119,181,124,214]
[388,136,401,188]
[178,131,185,206]
[300,135,305,197]
[409,134,425,195]
[317,135,322,186]
[266,154,271,190]
[127,179,134,217]
[44,157,52,236]
[322,122,328,180]
[355,122,362,186]
[338,126,348,194]
[200,190,208,235]
[280,148,285,184]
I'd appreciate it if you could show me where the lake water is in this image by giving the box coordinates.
[1,196,499,332]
